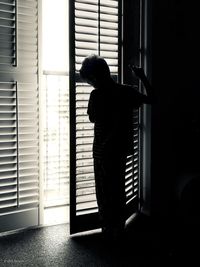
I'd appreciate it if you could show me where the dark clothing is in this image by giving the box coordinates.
[94,156,126,233]
[87,81,146,236]
[87,82,147,158]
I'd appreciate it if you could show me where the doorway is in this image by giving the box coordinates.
[42,0,69,225]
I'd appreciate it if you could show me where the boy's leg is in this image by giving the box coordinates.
[94,156,126,239]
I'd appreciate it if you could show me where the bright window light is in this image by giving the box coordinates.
[42,0,69,225]
[42,0,69,72]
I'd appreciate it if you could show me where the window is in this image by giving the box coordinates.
[42,0,69,225]
[0,0,146,234]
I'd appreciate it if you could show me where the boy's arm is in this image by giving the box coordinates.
[87,90,105,123]
[87,92,95,123]
[129,65,154,104]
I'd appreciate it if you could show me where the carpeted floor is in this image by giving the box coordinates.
[0,215,199,266]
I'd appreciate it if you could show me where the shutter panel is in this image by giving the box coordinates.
[0,0,16,66]
[123,0,143,217]
[17,81,39,208]
[125,109,140,217]
[70,0,121,234]
[0,0,39,233]
[75,84,96,216]
[0,82,18,210]
[70,0,141,234]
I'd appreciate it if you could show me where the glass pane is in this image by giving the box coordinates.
[42,0,69,72]
[43,75,69,208]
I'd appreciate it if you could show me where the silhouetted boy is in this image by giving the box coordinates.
[80,54,153,241]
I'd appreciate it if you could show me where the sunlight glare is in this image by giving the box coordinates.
[42,0,69,72]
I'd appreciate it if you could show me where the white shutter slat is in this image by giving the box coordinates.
[76,202,97,215]
[76,130,93,137]
[76,0,98,4]
[0,171,16,179]
[0,180,17,187]
[76,151,92,159]
[77,180,95,189]
[0,156,16,164]
[0,201,17,209]
[76,173,94,182]
[0,18,14,28]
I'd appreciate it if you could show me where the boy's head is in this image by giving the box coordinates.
[80,54,111,88]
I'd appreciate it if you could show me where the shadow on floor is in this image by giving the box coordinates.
[0,214,200,266]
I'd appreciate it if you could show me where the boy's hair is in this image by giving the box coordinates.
[80,54,110,81]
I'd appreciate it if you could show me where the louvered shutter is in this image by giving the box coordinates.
[0,0,16,66]
[125,109,140,217]
[0,0,39,233]
[123,0,143,217]
[70,0,141,234]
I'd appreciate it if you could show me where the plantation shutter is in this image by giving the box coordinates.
[123,0,143,218]
[0,0,39,233]
[0,0,16,66]
[70,0,141,234]
[125,109,140,218]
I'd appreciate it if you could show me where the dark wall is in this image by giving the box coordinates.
[151,1,200,219]
[123,0,141,85]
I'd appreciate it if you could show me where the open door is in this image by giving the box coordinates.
[69,0,143,234]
